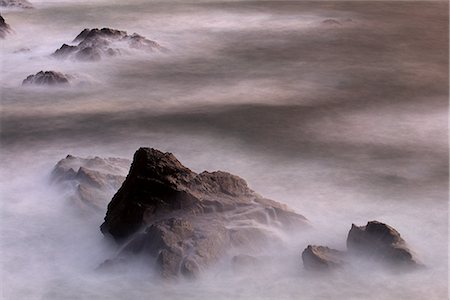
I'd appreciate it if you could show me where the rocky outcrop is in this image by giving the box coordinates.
[302,221,422,271]
[0,15,11,39]
[0,0,33,9]
[22,71,71,86]
[302,245,346,270]
[100,147,309,277]
[347,221,421,267]
[52,155,130,212]
[53,28,165,61]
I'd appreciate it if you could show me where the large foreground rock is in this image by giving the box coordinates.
[100,147,309,277]
[52,155,130,212]
[0,15,11,39]
[53,28,165,61]
[0,0,33,8]
[23,71,71,86]
[347,221,421,267]
[302,245,346,270]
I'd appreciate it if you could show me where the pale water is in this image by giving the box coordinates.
[0,1,448,299]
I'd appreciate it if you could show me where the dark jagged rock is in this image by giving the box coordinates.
[22,71,71,86]
[302,245,346,270]
[302,221,422,271]
[72,28,125,43]
[0,0,33,9]
[101,147,309,277]
[0,15,11,39]
[53,27,165,61]
[347,221,421,267]
[54,44,78,58]
[52,155,131,212]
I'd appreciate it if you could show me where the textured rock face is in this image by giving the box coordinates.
[52,155,131,212]
[101,147,309,277]
[22,71,71,86]
[0,15,11,39]
[53,28,165,61]
[0,0,33,9]
[302,245,346,270]
[347,221,421,267]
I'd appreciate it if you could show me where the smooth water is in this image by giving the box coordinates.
[0,1,448,299]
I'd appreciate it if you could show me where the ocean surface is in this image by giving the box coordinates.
[0,1,448,299]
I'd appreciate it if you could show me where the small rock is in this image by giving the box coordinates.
[302,245,346,270]
[347,221,422,267]
[322,19,342,26]
[22,71,71,86]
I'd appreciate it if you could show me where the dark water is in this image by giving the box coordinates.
[0,1,448,299]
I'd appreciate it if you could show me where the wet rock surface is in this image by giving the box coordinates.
[100,147,309,277]
[302,245,346,270]
[0,14,11,39]
[52,155,131,212]
[53,28,165,61]
[347,221,421,267]
[0,0,33,9]
[22,71,71,86]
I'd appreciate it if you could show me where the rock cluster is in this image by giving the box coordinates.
[0,0,33,9]
[53,28,165,61]
[22,71,71,86]
[100,147,309,277]
[0,14,11,39]
[302,221,422,271]
[52,155,130,212]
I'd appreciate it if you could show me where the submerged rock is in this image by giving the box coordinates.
[347,221,422,267]
[231,254,260,270]
[22,71,71,86]
[14,47,31,53]
[321,18,353,27]
[322,19,342,26]
[52,155,131,212]
[0,0,33,9]
[101,147,309,277]
[302,245,346,270]
[0,15,11,39]
[53,27,165,61]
